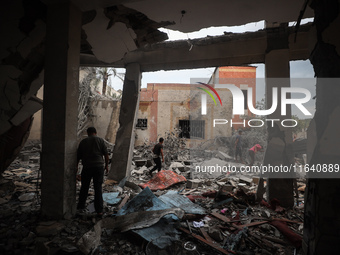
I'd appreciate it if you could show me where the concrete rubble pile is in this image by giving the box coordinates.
[0,140,306,255]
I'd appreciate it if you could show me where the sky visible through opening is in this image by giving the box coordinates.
[110,18,315,118]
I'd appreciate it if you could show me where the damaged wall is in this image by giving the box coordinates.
[0,1,46,136]
[91,99,121,143]
[210,66,257,130]
[135,83,233,147]
[29,97,121,144]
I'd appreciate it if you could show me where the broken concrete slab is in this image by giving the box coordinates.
[131,166,148,175]
[239,176,253,185]
[208,226,224,242]
[35,222,65,237]
[169,162,185,172]
[216,151,233,161]
[18,192,36,202]
[77,220,102,254]
[186,179,202,189]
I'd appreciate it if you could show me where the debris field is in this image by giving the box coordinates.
[0,140,306,255]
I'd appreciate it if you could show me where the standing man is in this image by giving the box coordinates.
[149,137,164,175]
[234,129,243,163]
[76,127,109,216]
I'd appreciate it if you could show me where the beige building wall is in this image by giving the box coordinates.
[135,83,233,147]
[29,70,121,143]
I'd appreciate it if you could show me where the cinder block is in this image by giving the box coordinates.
[186,179,202,189]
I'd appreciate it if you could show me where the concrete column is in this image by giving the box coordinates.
[261,23,294,207]
[303,0,340,253]
[41,2,81,219]
[264,49,294,207]
[108,63,141,182]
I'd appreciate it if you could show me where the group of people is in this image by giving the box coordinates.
[234,129,263,166]
[76,127,164,216]
[76,126,262,216]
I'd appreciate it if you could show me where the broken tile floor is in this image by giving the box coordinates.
[0,141,306,255]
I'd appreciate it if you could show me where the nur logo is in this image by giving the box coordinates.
[196,82,222,115]
[197,83,312,117]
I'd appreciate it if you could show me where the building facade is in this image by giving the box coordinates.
[136,66,257,146]
[135,83,233,147]
[209,66,257,130]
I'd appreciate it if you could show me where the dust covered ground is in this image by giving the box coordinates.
[0,139,306,255]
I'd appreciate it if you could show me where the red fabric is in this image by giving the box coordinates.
[249,144,262,152]
[270,220,302,248]
[139,170,187,191]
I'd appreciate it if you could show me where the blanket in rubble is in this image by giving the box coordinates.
[139,170,187,191]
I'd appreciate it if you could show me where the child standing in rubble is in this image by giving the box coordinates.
[149,137,164,175]
[248,144,263,166]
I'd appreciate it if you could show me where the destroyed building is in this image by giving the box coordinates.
[135,66,257,146]
[136,83,234,147]
[1,0,340,254]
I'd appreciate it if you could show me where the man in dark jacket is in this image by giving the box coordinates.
[76,127,109,216]
[149,137,164,174]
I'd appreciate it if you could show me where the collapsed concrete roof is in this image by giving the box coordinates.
[39,0,313,64]
[81,23,312,71]
[0,0,314,137]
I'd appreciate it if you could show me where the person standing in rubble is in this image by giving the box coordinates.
[76,127,109,217]
[149,137,164,175]
[248,144,263,166]
[234,129,243,163]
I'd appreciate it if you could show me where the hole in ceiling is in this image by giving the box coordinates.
[159,17,313,42]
